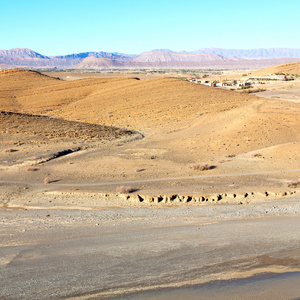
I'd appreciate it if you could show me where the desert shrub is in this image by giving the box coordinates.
[27,167,39,171]
[188,163,215,171]
[242,88,266,94]
[287,180,300,188]
[171,76,187,80]
[218,159,230,164]
[116,186,133,194]
[239,85,253,90]
[118,127,130,133]
[44,177,51,184]
[5,149,18,153]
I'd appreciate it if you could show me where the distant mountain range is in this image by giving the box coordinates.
[0,48,49,59]
[194,48,300,59]
[1,48,300,69]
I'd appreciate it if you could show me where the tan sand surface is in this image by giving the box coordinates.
[251,62,300,76]
[0,69,299,197]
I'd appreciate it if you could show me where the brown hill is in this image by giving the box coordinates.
[251,62,300,76]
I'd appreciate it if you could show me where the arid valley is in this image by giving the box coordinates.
[1,64,300,299]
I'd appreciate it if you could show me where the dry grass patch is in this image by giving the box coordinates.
[26,167,39,172]
[287,180,300,188]
[188,163,216,171]
[116,186,133,194]
[218,159,230,164]
[4,149,18,153]
[242,88,266,94]
[44,177,51,184]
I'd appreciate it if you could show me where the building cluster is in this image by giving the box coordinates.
[189,78,251,88]
[189,74,290,89]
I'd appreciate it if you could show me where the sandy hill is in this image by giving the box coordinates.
[0,68,254,133]
[0,69,299,190]
[74,57,125,69]
[0,69,59,97]
[251,62,300,76]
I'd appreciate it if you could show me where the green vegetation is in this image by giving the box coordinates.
[170,77,188,80]
[239,85,253,90]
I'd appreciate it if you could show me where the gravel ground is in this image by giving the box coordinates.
[0,194,299,299]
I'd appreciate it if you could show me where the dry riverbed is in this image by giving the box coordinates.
[0,191,299,299]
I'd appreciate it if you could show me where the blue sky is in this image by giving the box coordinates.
[1,0,300,56]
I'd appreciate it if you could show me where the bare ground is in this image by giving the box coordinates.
[0,69,300,299]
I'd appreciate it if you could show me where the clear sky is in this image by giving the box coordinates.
[1,0,300,56]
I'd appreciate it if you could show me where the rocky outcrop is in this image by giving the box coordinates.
[117,190,298,205]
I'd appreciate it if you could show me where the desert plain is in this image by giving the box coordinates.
[0,65,300,299]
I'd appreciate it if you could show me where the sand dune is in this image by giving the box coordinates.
[75,57,125,68]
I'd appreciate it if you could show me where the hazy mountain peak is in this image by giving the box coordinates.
[0,48,49,59]
[151,49,173,53]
